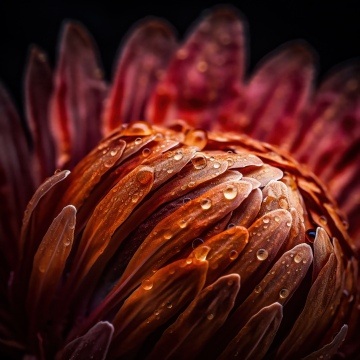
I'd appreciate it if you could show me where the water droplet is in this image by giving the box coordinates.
[188,181,195,187]
[122,121,153,136]
[263,217,270,224]
[274,216,280,222]
[226,157,234,167]
[200,198,212,210]
[142,148,151,157]
[134,137,142,145]
[164,231,173,240]
[179,219,187,228]
[256,249,268,261]
[305,229,316,243]
[166,301,172,309]
[174,150,183,161]
[104,159,114,167]
[110,149,118,156]
[294,253,302,263]
[286,221,292,227]
[194,246,210,261]
[227,223,235,229]
[209,156,215,161]
[38,265,46,273]
[154,309,160,316]
[141,279,153,290]
[342,220,349,229]
[186,257,193,264]
[279,196,289,210]
[136,169,153,184]
[54,169,62,174]
[191,153,207,170]
[229,250,239,260]
[167,169,174,174]
[254,285,262,293]
[279,288,289,299]
[213,162,221,169]
[64,238,71,246]
[192,238,204,249]
[207,313,214,320]
[319,215,327,225]
[223,185,238,200]
[183,198,191,204]
[184,129,208,149]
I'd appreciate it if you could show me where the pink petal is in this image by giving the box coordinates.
[50,22,107,169]
[147,8,245,130]
[102,20,176,133]
[25,47,55,183]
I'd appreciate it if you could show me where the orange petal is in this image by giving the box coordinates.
[312,227,333,282]
[258,180,290,217]
[148,274,240,360]
[25,47,55,183]
[26,205,76,336]
[50,22,107,169]
[242,164,283,187]
[225,209,292,297]
[147,8,245,129]
[189,226,248,285]
[110,258,208,357]
[218,302,283,360]
[102,21,176,133]
[277,253,337,358]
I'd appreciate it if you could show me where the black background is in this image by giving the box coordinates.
[0,0,359,115]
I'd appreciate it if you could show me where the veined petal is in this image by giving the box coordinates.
[110,258,208,357]
[56,321,114,360]
[148,274,240,360]
[241,42,314,148]
[26,205,76,336]
[25,47,55,184]
[50,22,107,169]
[103,20,176,133]
[218,302,283,360]
[147,8,245,129]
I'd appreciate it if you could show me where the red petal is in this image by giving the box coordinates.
[147,8,245,129]
[50,22,107,169]
[241,43,314,147]
[25,47,55,183]
[102,20,176,133]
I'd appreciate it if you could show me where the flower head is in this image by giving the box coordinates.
[0,7,359,360]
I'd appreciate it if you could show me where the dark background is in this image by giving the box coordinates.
[0,0,359,115]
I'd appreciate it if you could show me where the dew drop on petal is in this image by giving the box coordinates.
[141,279,153,290]
[279,288,289,299]
[294,253,302,263]
[174,150,184,161]
[227,223,235,229]
[229,250,239,260]
[110,149,118,156]
[194,246,211,261]
[166,301,173,309]
[54,169,62,174]
[136,169,153,184]
[256,249,268,261]
[200,198,212,210]
[286,221,292,227]
[192,238,204,249]
[183,198,191,204]
[226,157,234,167]
[207,313,214,320]
[179,219,187,228]
[274,216,280,222]
[263,217,270,224]
[122,121,153,136]
[254,285,262,293]
[186,257,193,264]
[213,162,221,169]
[64,238,71,246]
[164,231,173,240]
[134,137,142,145]
[154,309,160,316]
[223,185,238,200]
[38,265,46,273]
[142,148,151,157]
[191,153,207,170]
[184,129,207,149]
[319,215,327,225]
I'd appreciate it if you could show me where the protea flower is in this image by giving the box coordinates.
[0,7,359,360]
